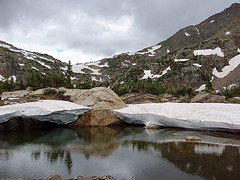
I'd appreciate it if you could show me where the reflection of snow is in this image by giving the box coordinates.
[194,144,225,156]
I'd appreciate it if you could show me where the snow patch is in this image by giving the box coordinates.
[36,60,51,69]
[212,54,240,78]
[194,47,224,57]
[0,74,5,81]
[60,66,67,71]
[210,20,215,23]
[174,59,189,62]
[19,63,25,67]
[195,27,200,35]
[140,66,171,80]
[193,63,202,67]
[137,45,161,56]
[167,49,170,54]
[195,84,206,92]
[132,63,137,66]
[225,31,231,35]
[0,75,17,82]
[237,48,240,53]
[32,67,39,71]
[185,32,191,37]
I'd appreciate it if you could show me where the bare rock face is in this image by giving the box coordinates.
[190,93,226,103]
[70,87,127,127]
[1,90,30,100]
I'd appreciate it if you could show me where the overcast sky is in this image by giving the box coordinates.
[0,0,238,64]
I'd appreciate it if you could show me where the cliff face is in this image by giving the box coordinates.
[1,3,240,92]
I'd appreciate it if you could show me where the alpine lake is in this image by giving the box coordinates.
[0,126,240,180]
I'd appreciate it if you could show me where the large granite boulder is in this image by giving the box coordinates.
[0,100,91,125]
[70,87,127,126]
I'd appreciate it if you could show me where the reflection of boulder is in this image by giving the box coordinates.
[70,87,127,126]
[71,127,124,157]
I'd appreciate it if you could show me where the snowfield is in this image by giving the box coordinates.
[141,66,171,80]
[194,47,224,57]
[114,103,240,132]
[213,54,240,78]
[0,100,91,125]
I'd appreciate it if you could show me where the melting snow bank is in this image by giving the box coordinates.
[114,103,240,132]
[0,100,91,125]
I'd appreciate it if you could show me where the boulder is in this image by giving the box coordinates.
[72,87,127,109]
[0,100,91,125]
[0,90,30,100]
[190,93,226,103]
[70,108,123,127]
[190,93,211,103]
[70,87,127,126]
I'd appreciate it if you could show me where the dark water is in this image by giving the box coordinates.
[0,127,240,180]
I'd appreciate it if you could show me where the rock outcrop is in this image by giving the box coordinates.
[190,93,226,103]
[69,87,127,127]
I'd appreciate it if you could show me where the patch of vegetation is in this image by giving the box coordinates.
[43,88,58,95]
[220,85,240,99]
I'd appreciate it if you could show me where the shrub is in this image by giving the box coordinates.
[43,88,58,95]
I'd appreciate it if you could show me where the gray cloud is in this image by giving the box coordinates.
[0,0,238,63]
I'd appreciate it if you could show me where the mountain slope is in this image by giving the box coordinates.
[0,3,240,93]
[71,3,240,92]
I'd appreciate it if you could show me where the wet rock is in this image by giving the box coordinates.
[73,175,121,180]
[185,136,202,141]
[44,174,62,180]
[144,124,162,129]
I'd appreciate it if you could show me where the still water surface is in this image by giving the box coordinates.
[0,127,240,179]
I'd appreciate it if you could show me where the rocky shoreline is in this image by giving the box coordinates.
[0,175,122,180]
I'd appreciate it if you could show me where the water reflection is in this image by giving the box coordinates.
[0,127,240,179]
